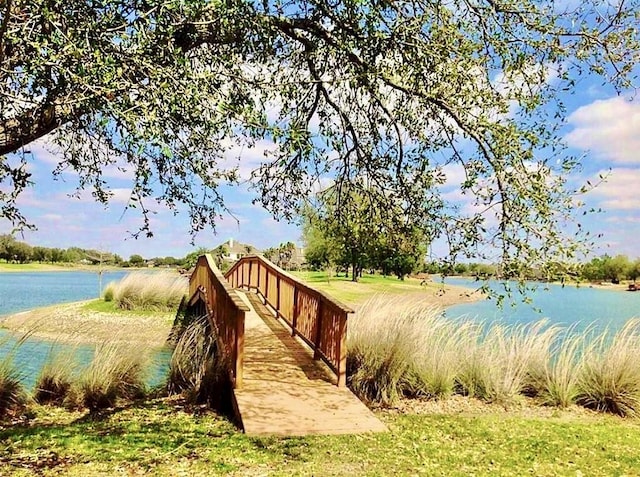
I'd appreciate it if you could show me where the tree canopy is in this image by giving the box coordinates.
[1,0,639,273]
[301,186,428,280]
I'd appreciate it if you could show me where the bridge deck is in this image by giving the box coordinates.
[232,290,387,437]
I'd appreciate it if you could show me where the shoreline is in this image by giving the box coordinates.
[0,301,174,347]
[0,264,149,273]
[443,274,637,294]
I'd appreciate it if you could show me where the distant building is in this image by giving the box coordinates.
[289,246,306,269]
[217,238,260,262]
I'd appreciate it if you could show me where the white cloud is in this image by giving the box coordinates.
[566,96,640,164]
[441,163,466,189]
[41,213,64,222]
[587,168,640,210]
[110,188,134,205]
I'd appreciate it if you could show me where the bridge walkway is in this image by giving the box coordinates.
[232,290,387,437]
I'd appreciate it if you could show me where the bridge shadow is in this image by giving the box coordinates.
[241,292,336,385]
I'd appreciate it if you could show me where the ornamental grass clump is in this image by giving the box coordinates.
[167,315,230,407]
[72,342,149,411]
[0,358,27,419]
[408,313,475,400]
[103,283,115,302]
[34,348,76,406]
[531,327,586,408]
[577,319,640,417]
[347,295,464,404]
[457,321,559,405]
[110,272,188,311]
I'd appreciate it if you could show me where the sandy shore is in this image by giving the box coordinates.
[0,301,174,347]
[420,281,485,307]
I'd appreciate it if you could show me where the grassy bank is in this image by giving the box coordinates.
[0,263,138,273]
[1,398,639,476]
[0,263,76,272]
[292,270,482,306]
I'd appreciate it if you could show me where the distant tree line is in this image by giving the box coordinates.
[424,255,640,284]
[579,255,640,284]
[0,235,123,265]
[0,234,186,269]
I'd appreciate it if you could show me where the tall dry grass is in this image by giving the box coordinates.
[0,358,26,418]
[530,327,586,408]
[457,321,559,404]
[34,348,76,405]
[71,342,149,411]
[348,294,640,415]
[0,331,35,418]
[577,319,640,416]
[167,315,230,407]
[105,272,188,312]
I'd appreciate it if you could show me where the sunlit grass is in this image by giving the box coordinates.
[81,298,168,318]
[34,348,76,406]
[292,270,434,304]
[103,271,188,312]
[1,400,640,476]
[70,341,150,411]
[577,319,640,416]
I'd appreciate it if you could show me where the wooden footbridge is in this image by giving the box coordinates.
[187,254,387,437]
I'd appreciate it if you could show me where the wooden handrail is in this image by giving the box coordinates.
[188,254,249,388]
[225,255,353,387]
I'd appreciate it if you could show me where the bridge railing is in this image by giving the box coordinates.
[225,255,353,387]
[188,254,249,388]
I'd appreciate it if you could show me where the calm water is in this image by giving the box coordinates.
[0,271,170,388]
[0,270,128,317]
[444,277,640,334]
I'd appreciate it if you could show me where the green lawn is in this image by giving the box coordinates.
[0,262,144,273]
[291,270,437,305]
[1,400,639,476]
[80,299,174,319]
[0,262,74,272]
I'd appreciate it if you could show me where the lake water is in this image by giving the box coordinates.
[444,277,640,334]
[0,271,170,389]
[0,270,129,317]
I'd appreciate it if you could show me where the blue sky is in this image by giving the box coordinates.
[1,78,638,261]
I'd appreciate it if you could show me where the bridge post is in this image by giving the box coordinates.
[275,273,281,315]
[337,314,348,387]
[264,267,269,305]
[235,308,245,388]
[291,287,299,337]
[313,300,324,360]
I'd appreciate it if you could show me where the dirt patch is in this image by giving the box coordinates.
[0,302,173,347]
